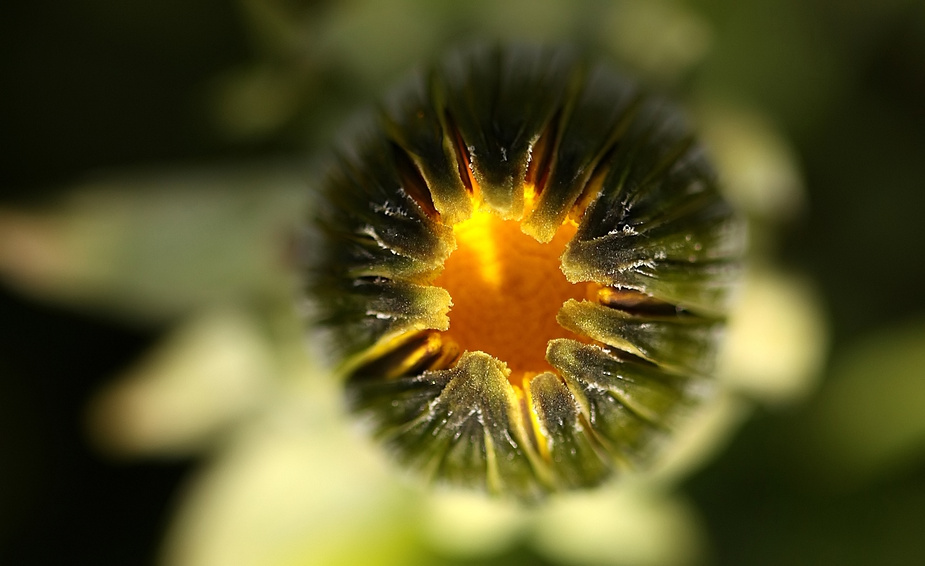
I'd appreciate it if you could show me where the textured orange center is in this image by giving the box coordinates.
[433,208,590,389]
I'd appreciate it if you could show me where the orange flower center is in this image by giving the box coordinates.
[433,208,593,390]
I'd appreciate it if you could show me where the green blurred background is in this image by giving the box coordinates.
[2,0,925,565]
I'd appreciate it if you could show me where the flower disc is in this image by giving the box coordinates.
[307,44,744,499]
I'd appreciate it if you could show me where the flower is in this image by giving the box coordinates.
[0,2,832,564]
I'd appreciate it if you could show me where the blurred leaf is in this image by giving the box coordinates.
[717,265,828,405]
[0,165,306,321]
[85,309,276,457]
[801,318,925,489]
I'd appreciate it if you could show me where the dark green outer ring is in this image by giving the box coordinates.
[306,44,744,499]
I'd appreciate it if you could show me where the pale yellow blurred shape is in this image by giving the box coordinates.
[86,310,275,457]
[699,105,805,222]
[420,489,529,558]
[160,371,424,566]
[600,0,712,83]
[718,265,828,405]
[532,483,704,566]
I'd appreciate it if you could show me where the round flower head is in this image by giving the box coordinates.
[307,44,745,500]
